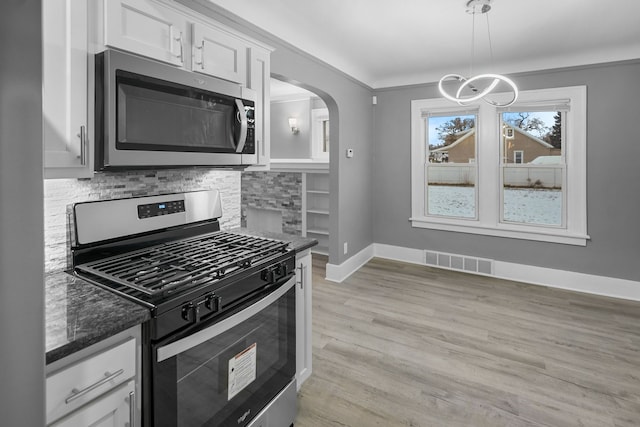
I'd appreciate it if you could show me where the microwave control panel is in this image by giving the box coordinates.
[242,105,255,154]
[243,126,256,154]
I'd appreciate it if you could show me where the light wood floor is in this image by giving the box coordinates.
[294,254,640,427]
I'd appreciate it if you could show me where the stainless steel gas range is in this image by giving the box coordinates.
[69,190,297,427]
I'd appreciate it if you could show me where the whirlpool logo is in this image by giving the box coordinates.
[237,409,251,424]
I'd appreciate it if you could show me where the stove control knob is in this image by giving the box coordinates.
[275,263,288,276]
[205,294,222,312]
[261,268,276,283]
[181,302,197,323]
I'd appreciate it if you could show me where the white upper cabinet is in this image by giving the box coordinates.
[192,23,247,84]
[43,0,93,178]
[102,0,253,86]
[44,0,272,176]
[246,46,271,169]
[104,0,189,67]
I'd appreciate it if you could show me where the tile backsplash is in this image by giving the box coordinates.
[241,171,302,235]
[44,169,241,273]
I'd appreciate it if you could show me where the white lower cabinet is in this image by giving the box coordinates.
[46,327,141,427]
[295,249,313,390]
[49,380,135,427]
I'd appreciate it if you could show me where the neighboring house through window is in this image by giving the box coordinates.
[410,86,588,245]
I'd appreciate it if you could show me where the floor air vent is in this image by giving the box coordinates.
[424,250,494,275]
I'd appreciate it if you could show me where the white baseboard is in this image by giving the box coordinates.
[325,243,640,302]
[373,243,426,265]
[493,261,640,301]
[325,244,374,283]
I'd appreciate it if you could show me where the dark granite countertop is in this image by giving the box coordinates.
[45,271,151,365]
[228,228,318,253]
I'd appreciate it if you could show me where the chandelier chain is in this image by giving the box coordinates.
[486,13,494,67]
[470,12,476,76]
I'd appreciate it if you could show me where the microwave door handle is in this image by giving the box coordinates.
[234,99,248,153]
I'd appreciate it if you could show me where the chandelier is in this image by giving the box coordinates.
[438,0,518,107]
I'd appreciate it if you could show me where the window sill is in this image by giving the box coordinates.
[410,217,589,246]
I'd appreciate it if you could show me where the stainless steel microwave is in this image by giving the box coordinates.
[95,49,256,170]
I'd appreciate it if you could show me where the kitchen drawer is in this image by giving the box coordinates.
[46,338,135,424]
[49,380,135,427]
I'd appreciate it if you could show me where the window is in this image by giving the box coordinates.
[311,108,329,160]
[500,111,564,227]
[426,113,477,219]
[410,86,587,245]
[513,150,524,164]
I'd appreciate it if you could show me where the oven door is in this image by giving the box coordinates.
[150,276,296,427]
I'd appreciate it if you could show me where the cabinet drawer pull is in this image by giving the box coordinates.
[194,40,205,69]
[174,31,184,63]
[77,125,86,165]
[64,369,124,404]
[297,264,305,289]
[129,390,136,427]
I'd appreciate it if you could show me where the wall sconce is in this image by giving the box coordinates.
[288,117,299,134]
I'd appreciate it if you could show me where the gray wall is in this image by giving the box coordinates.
[182,0,375,265]
[270,99,311,158]
[0,0,45,424]
[373,60,640,282]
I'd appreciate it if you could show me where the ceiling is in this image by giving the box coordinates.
[206,0,640,88]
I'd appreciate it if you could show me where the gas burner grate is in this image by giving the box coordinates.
[75,232,289,296]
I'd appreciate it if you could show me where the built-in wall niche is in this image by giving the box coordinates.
[303,172,329,255]
[246,207,283,234]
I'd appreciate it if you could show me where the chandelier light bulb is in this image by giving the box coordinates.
[439,73,518,107]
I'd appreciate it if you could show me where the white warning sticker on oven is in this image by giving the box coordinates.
[228,343,257,400]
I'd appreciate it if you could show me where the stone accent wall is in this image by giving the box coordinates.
[44,169,241,273]
[241,172,302,235]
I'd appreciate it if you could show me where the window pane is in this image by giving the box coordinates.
[501,111,564,226]
[322,120,329,153]
[426,114,476,219]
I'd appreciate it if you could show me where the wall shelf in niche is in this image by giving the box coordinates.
[302,172,329,255]
[306,228,329,236]
[307,209,329,215]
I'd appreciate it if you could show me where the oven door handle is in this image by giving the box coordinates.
[157,276,295,362]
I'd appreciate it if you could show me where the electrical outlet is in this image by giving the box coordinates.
[343,242,348,254]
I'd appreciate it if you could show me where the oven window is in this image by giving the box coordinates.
[115,71,238,153]
[152,286,296,427]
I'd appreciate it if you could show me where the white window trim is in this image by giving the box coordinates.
[410,86,588,246]
[311,108,329,160]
